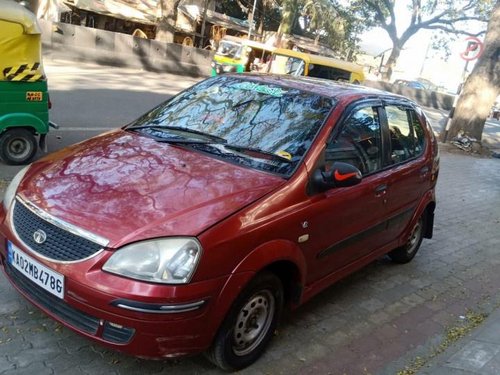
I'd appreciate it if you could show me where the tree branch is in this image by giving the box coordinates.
[461,0,477,12]
[418,12,487,31]
[410,0,421,27]
[423,25,487,36]
[364,0,389,27]
[417,8,456,28]
[381,0,396,24]
[428,0,437,14]
[235,0,249,13]
[397,5,488,47]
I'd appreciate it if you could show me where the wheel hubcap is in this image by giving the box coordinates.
[232,289,275,356]
[407,220,422,255]
[8,138,31,159]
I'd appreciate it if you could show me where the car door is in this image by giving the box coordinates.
[379,101,430,240]
[301,101,392,283]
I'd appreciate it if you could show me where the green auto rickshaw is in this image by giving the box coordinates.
[211,36,276,76]
[0,1,55,165]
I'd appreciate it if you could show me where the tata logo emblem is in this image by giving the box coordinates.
[33,229,47,244]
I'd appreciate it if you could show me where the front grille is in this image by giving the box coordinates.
[12,201,102,262]
[5,262,100,334]
[5,262,135,344]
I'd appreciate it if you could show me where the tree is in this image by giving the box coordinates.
[215,0,281,39]
[301,1,347,45]
[275,0,362,58]
[446,0,499,142]
[277,0,301,37]
[352,0,494,80]
[155,0,181,42]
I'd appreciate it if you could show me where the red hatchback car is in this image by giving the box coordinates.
[0,75,438,370]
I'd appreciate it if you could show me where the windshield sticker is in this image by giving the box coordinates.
[276,150,292,160]
[233,82,285,97]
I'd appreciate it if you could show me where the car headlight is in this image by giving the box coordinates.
[103,238,202,284]
[2,165,30,212]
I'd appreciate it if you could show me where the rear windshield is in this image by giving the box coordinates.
[128,76,336,176]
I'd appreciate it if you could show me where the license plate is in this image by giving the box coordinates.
[7,241,64,299]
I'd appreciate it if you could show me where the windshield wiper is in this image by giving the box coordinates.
[129,125,227,144]
[223,144,292,164]
[153,140,250,164]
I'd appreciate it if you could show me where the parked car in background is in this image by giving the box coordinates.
[0,75,439,371]
[394,79,439,91]
[394,79,427,90]
[490,97,500,120]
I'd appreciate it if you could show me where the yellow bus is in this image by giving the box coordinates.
[268,48,365,84]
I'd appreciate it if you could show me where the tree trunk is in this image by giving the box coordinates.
[382,45,402,81]
[276,0,299,47]
[199,0,210,47]
[155,0,177,42]
[446,1,500,142]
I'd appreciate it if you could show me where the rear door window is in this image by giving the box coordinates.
[385,106,426,165]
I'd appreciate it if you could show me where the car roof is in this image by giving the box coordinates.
[0,1,41,34]
[226,73,414,104]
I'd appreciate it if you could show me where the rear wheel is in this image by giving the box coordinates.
[206,272,283,371]
[0,128,37,165]
[389,216,424,264]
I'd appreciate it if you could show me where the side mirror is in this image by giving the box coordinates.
[312,162,362,191]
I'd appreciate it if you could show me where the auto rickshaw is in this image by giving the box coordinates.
[0,1,55,165]
[211,36,275,75]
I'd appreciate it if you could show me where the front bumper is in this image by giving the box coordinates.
[0,204,230,358]
[0,244,229,358]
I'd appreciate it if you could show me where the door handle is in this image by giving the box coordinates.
[374,184,387,197]
[420,166,430,178]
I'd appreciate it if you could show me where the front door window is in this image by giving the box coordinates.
[326,106,383,175]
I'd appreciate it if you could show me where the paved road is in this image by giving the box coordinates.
[1,62,500,374]
[1,61,201,179]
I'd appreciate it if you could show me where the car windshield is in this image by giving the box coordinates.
[127,76,335,176]
[216,41,243,59]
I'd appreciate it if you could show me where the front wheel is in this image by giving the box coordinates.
[388,216,424,264]
[206,272,283,371]
[0,128,37,165]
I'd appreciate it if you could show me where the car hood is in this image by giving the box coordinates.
[17,130,285,247]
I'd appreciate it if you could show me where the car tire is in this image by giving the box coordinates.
[388,216,424,264]
[0,128,37,165]
[206,272,283,371]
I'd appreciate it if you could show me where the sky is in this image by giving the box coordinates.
[356,2,485,92]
